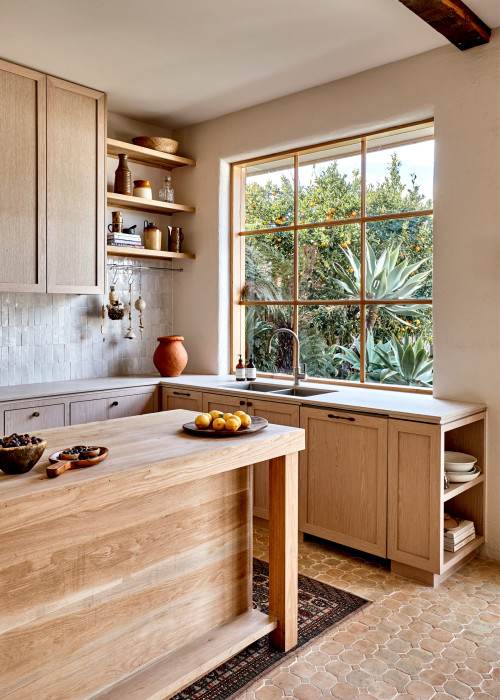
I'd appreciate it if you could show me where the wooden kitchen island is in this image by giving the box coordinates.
[0,410,305,700]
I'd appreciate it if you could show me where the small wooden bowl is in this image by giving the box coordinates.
[0,440,47,475]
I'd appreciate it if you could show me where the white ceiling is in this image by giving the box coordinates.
[1,0,498,129]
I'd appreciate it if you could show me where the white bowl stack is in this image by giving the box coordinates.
[444,451,480,483]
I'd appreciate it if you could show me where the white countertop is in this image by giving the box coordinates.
[0,374,485,424]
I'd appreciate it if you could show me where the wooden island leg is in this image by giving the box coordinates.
[268,451,298,651]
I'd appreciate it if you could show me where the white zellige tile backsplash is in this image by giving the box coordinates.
[0,257,173,387]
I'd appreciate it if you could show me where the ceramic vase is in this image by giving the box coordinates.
[153,336,188,377]
[114,154,132,195]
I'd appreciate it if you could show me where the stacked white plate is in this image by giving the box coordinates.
[444,451,480,482]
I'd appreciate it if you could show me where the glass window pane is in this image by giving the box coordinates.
[298,305,360,381]
[366,304,433,387]
[298,144,361,225]
[299,224,361,301]
[366,139,434,216]
[244,157,294,231]
[365,215,433,300]
[244,232,293,301]
[245,305,293,375]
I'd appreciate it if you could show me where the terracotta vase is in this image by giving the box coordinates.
[153,336,188,377]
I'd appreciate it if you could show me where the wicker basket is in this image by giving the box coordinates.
[132,136,179,154]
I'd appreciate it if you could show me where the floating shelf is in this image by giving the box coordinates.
[107,246,195,260]
[443,474,484,502]
[107,138,196,170]
[107,192,195,215]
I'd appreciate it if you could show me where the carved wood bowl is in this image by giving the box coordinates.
[0,439,47,474]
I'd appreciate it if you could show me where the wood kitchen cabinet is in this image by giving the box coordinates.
[0,60,46,293]
[0,59,106,294]
[70,388,157,425]
[300,406,388,558]
[202,392,249,415]
[4,402,66,434]
[162,387,203,412]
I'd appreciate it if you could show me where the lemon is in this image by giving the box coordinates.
[209,410,223,420]
[212,418,226,431]
[230,414,242,428]
[222,413,235,421]
[225,418,239,432]
[194,413,211,429]
[234,411,246,419]
[239,413,252,428]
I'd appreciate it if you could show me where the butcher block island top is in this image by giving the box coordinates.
[1,410,305,700]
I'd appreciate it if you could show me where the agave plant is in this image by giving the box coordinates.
[373,334,433,387]
[332,333,397,383]
[332,242,431,332]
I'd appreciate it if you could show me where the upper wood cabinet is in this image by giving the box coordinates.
[0,60,46,292]
[0,60,106,294]
[47,77,106,293]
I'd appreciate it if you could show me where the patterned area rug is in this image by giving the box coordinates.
[171,559,370,700]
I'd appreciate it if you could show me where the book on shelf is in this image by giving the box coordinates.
[444,517,475,540]
[107,242,145,248]
[445,525,475,545]
[443,531,476,552]
[107,236,142,243]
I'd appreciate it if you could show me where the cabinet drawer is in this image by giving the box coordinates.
[4,403,65,434]
[70,390,156,426]
[162,387,203,412]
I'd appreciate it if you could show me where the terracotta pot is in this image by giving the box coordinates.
[153,336,188,377]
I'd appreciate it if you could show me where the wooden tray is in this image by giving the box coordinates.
[47,447,109,478]
[182,416,268,437]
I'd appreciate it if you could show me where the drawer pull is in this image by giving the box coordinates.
[246,401,253,407]
[32,411,40,418]
[328,414,354,422]
[111,401,119,407]
[173,391,191,397]
[239,400,246,406]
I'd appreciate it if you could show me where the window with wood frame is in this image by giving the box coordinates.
[231,120,434,390]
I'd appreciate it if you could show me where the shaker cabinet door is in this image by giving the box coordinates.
[300,406,388,557]
[0,60,46,292]
[46,76,106,294]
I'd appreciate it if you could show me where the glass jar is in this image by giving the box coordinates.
[159,175,174,203]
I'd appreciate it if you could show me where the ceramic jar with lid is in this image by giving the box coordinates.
[133,179,152,199]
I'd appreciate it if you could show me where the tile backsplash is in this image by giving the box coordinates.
[0,257,173,387]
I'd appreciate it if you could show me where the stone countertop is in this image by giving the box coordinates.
[0,374,485,424]
[160,375,485,425]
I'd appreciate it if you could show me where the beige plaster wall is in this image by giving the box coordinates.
[171,33,500,558]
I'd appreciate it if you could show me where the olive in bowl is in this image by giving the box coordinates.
[0,433,47,474]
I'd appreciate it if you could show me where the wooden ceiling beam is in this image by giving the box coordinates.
[398,0,491,50]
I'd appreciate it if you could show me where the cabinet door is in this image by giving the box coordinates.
[46,76,105,294]
[70,398,108,426]
[5,403,65,434]
[202,392,250,415]
[388,419,441,573]
[300,407,388,557]
[162,387,203,412]
[0,60,46,292]
[250,399,300,520]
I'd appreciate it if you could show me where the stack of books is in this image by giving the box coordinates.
[443,516,476,552]
[107,232,144,248]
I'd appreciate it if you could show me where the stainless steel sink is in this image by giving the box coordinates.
[271,386,336,397]
[221,382,289,392]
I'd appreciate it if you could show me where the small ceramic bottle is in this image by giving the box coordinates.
[114,154,132,195]
[133,179,153,199]
[236,354,245,381]
[245,356,256,381]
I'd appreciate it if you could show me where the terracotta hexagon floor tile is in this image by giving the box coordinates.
[272,672,301,693]
[405,679,435,699]
[304,650,329,667]
[255,685,284,700]
[481,679,500,696]
[309,670,337,689]
[288,661,316,680]
[442,679,473,698]
[292,683,322,700]
[340,649,365,665]
[330,681,360,699]
[369,680,399,699]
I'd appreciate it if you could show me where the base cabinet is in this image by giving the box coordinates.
[299,406,388,558]
[70,389,157,425]
[162,387,203,412]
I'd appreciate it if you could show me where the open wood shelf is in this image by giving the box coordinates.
[443,474,484,502]
[442,535,485,572]
[107,245,195,260]
[95,610,276,699]
[107,192,195,215]
[107,138,196,169]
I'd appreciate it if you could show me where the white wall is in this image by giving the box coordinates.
[171,33,500,559]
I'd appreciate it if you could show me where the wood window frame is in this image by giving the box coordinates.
[230,119,434,394]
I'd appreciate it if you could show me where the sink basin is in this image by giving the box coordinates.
[271,387,336,397]
[221,382,289,392]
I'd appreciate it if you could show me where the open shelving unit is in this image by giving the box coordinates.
[106,138,196,262]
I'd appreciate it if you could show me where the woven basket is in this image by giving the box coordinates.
[132,136,179,154]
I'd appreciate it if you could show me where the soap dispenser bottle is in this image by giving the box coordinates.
[236,354,246,381]
[245,356,256,381]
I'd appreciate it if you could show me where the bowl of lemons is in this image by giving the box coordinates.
[183,409,267,437]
